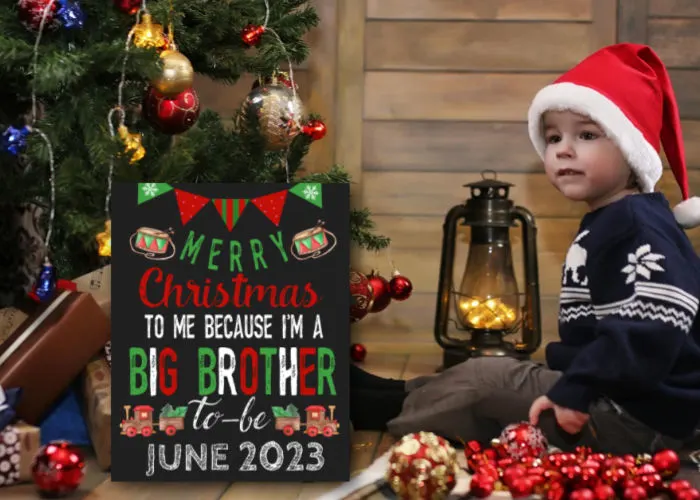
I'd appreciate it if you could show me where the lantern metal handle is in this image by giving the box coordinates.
[433,204,471,350]
[510,205,542,354]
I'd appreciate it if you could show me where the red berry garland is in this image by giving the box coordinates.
[463,424,690,500]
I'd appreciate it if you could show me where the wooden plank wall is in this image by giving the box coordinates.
[351,0,700,355]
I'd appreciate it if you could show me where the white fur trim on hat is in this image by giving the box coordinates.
[673,196,700,229]
[527,82,663,193]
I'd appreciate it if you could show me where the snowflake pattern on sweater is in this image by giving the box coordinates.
[545,193,700,439]
[558,231,697,334]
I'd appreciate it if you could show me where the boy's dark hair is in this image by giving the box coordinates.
[627,171,643,192]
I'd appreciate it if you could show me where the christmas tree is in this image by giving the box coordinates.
[0,0,388,306]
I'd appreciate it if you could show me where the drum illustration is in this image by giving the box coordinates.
[290,221,337,261]
[130,227,176,261]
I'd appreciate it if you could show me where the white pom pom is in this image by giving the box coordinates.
[673,196,700,229]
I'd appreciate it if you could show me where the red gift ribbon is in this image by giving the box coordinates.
[28,279,77,303]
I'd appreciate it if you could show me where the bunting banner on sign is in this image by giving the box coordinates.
[175,189,211,225]
[250,190,288,226]
[137,183,173,204]
[289,182,323,208]
[212,198,249,231]
[135,182,324,229]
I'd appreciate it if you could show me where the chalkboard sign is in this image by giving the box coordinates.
[111,182,350,482]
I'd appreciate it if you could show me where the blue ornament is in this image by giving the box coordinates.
[57,0,85,29]
[35,258,57,302]
[1,125,31,155]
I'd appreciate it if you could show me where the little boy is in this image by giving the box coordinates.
[350,43,700,454]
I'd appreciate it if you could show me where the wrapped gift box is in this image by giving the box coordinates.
[74,265,112,366]
[83,356,111,470]
[73,265,111,318]
[0,291,110,425]
[0,421,40,487]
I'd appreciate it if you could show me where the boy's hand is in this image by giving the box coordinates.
[529,395,590,434]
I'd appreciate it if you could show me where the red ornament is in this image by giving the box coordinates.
[509,476,534,498]
[638,473,663,496]
[571,489,595,500]
[623,484,648,500]
[497,422,548,461]
[652,449,680,479]
[302,119,327,140]
[143,86,200,135]
[502,464,527,487]
[389,270,413,301]
[678,489,700,500]
[367,271,392,313]
[17,0,57,31]
[350,343,366,362]
[241,24,265,46]
[113,0,141,15]
[593,484,616,500]
[469,473,495,498]
[386,431,458,500]
[547,482,566,500]
[32,442,85,497]
[350,270,374,322]
[669,479,693,496]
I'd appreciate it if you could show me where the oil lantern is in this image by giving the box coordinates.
[434,171,542,369]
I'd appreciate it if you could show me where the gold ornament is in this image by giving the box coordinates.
[130,13,167,49]
[96,220,112,257]
[117,125,146,164]
[152,49,194,97]
[385,432,458,500]
[240,76,305,150]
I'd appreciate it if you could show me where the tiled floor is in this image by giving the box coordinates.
[4,352,441,500]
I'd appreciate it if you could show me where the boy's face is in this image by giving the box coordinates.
[542,110,631,210]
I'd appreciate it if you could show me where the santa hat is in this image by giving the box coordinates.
[527,43,700,229]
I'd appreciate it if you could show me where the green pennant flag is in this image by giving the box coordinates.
[289,182,323,208]
[138,183,173,205]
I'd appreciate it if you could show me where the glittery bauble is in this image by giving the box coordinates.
[240,81,305,150]
[17,0,58,31]
[143,86,200,134]
[389,270,413,301]
[32,442,85,497]
[350,343,367,362]
[350,270,374,323]
[497,422,548,461]
[113,0,141,15]
[368,271,392,313]
[152,49,195,97]
[386,432,458,500]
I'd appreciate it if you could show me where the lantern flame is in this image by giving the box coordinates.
[458,296,517,330]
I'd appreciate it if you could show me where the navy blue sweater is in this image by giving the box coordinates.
[546,193,700,439]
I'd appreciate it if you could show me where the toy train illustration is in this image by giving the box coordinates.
[273,404,339,437]
[119,404,186,437]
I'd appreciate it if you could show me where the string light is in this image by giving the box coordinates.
[261,0,297,184]
[101,2,144,257]
[30,0,58,253]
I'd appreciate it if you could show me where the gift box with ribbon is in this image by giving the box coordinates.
[73,265,112,366]
[82,356,111,470]
[0,291,110,425]
[0,386,40,487]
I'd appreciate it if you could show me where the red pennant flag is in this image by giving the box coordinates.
[251,190,288,226]
[213,198,249,231]
[175,189,210,225]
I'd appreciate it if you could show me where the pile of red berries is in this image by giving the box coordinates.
[467,440,698,500]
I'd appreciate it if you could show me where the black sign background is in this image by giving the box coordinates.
[111,182,350,482]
